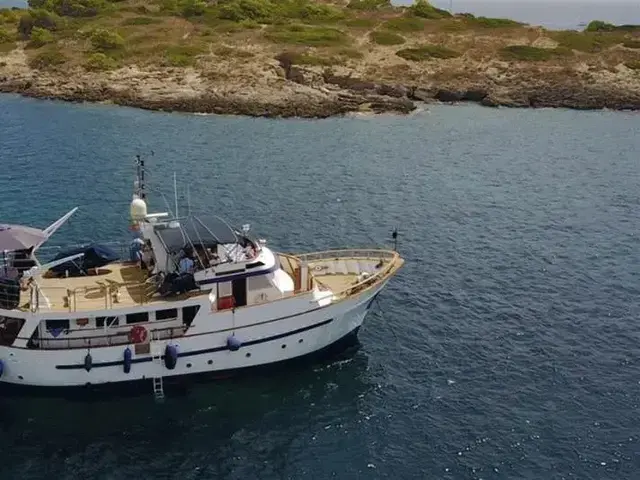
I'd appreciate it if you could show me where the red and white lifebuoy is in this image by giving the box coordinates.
[129,325,148,344]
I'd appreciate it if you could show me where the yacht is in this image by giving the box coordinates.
[0,157,404,399]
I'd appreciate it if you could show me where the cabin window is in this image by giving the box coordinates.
[125,312,149,324]
[0,316,25,346]
[44,319,69,338]
[182,305,200,327]
[96,316,119,328]
[155,308,178,321]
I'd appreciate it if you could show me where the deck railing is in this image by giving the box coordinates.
[36,324,186,350]
[295,249,403,299]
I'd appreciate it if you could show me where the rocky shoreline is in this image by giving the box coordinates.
[2,50,640,117]
[2,71,640,117]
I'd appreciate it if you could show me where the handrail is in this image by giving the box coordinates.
[296,249,403,300]
[36,324,187,350]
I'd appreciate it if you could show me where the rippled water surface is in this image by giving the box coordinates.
[0,95,639,479]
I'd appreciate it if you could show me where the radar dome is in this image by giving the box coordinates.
[130,197,147,221]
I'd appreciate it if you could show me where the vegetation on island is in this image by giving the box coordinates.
[0,0,639,79]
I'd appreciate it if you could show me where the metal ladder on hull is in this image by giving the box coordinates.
[150,330,165,402]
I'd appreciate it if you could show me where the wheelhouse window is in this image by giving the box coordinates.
[96,316,119,328]
[125,312,149,324]
[155,308,178,321]
[182,305,200,327]
[0,316,25,346]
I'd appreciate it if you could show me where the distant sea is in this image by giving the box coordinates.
[1,0,640,30]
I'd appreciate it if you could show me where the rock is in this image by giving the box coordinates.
[408,86,434,102]
[462,89,488,102]
[434,89,465,102]
[375,84,407,98]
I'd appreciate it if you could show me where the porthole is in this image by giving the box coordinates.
[207,360,213,365]
[281,344,286,349]
[186,363,192,368]
[246,352,251,358]
[18,375,23,380]
[298,339,303,343]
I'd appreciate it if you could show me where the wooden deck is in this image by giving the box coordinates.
[31,263,202,312]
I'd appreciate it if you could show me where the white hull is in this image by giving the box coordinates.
[0,282,385,388]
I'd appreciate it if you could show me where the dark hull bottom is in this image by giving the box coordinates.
[0,327,362,400]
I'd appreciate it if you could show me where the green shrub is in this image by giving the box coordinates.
[18,9,62,38]
[85,51,117,70]
[218,0,274,22]
[383,16,425,32]
[466,16,521,28]
[179,0,206,17]
[623,40,640,49]
[0,9,21,24]
[121,16,159,26]
[265,24,349,46]
[0,27,13,43]
[552,30,622,52]
[29,26,55,46]
[409,0,451,19]
[29,47,66,68]
[370,30,405,45]
[396,44,460,60]
[158,0,177,14]
[346,0,390,11]
[500,45,571,61]
[29,0,108,18]
[276,51,336,66]
[625,60,640,70]
[585,20,615,32]
[293,2,344,22]
[164,44,204,66]
[342,18,378,29]
[90,28,124,51]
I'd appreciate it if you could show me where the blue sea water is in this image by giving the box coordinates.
[0,94,639,479]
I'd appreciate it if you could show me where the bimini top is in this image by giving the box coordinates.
[0,224,48,252]
[154,215,246,254]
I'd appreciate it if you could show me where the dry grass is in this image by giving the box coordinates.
[0,0,637,91]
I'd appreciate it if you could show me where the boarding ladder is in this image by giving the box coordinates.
[150,330,165,402]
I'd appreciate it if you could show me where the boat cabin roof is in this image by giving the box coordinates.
[153,214,252,254]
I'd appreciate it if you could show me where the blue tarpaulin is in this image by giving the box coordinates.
[50,244,120,276]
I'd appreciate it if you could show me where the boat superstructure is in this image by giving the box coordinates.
[0,156,404,398]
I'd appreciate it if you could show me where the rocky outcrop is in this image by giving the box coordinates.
[2,54,640,117]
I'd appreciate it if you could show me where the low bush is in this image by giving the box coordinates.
[500,45,571,61]
[121,16,159,26]
[28,47,66,68]
[164,44,204,66]
[409,0,451,19]
[623,40,640,49]
[18,9,62,39]
[552,30,623,52]
[396,44,460,60]
[85,51,117,70]
[265,24,349,46]
[369,30,405,45]
[28,26,55,47]
[383,16,424,32]
[346,0,390,11]
[90,28,124,51]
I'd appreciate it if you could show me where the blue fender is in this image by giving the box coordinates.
[123,347,132,374]
[164,344,178,370]
[227,335,242,352]
[84,352,93,372]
